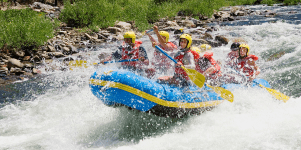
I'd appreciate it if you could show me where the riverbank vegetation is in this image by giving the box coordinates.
[0,0,300,51]
[60,0,301,31]
[0,8,59,51]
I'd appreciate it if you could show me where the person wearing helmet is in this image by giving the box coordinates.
[196,51,222,84]
[158,34,200,86]
[100,31,149,73]
[146,26,178,75]
[232,43,260,81]
[224,42,241,67]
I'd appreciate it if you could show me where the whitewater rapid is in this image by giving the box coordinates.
[1,5,301,150]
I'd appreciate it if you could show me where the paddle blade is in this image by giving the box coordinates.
[259,84,290,102]
[207,84,234,103]
[181,66,205,89]
[69,60,88,70]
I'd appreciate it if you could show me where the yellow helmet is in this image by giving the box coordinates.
[191,47,201,54]
[179,34,192,48]
[123,31,136,43]
[200,44,212,51]
[159,31,169,43]
[239,43,250,55]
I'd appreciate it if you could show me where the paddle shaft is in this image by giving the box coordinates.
[103,59,139,64]
[155,45,177,63]
[144,29,153,35]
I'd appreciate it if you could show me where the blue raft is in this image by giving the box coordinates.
[89,69,271,118]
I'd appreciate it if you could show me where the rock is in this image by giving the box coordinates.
[192,39,209,45]
[32,68,40,74]
[30,2,54,10]
[31,55,41,62]
[47,45,56,52]
[166,21,179,27]
[215,35,229,45]
[199,14,209,20]
[8,58,24,69]
[23,56,31,61]
[58,30,67,35]
[115,21,132,30]
[0,67,8,75]
[181,20,195,28]
[12,50,25,58]
[84,33,92,40]
[201,33,213,40]
[47,52,65,58]
[174,16,182,22]
[207,40,222,47]
[10,67,24,75]
[234,10,245,16]
[267,51,286,61]
[107,27,122,34]
[62,46,71,54]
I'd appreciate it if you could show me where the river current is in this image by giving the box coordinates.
[1,4,301,150]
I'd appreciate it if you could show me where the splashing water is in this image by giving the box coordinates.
[1,4,301,150]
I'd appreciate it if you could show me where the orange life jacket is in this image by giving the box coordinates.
[196,51,222,79]
[174,50,200,80]
[236,54,259,77]
[121,41,143,68]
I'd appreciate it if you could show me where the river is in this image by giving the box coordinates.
[1,4,301,150]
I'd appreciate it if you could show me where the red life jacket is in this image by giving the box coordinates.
[196,51,222,79]
[174,50,200,80]
[121,41,143,68]
[236,54,259,77]
[153,42,177,69]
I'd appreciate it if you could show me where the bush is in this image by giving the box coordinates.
[60,0,300,31]
[0,8,58,50]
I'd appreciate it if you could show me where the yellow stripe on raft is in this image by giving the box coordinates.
[89,79,224,108]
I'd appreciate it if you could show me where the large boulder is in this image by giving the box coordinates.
[215,35,229,45]
[115,21,132,30]
[8,58,24,69]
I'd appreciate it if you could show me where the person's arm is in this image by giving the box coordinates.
[100,48,121,64]
[153,26,171,51]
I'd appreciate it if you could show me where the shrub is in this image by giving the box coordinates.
[0,8,58,50]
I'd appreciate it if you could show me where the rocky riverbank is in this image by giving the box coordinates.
[0,1,288,85]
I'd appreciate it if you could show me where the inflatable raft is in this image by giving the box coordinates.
[89,69,271,118]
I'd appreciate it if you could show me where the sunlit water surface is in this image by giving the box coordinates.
[1,4,301,150]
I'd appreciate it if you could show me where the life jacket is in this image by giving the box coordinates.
[121,41,143,68]
[174,49,200,80]
[236,54,259,77]
[153,42,177,69]
[196,51,221,79]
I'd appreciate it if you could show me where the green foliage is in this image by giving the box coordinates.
[283,0,301,5]
[0,8,57,50]
[60,0,300,31]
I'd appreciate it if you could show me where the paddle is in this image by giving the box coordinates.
[69,59,140,69]
[142,29,153,36]
[154,45,234,102]
[155,45,205,88]
[103,59,139,64]
[253,81,290,103]
[228,68,289,102]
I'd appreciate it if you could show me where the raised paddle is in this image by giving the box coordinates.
[154,45,205,88]
[141,29,153,36]
[253,81,290,103]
